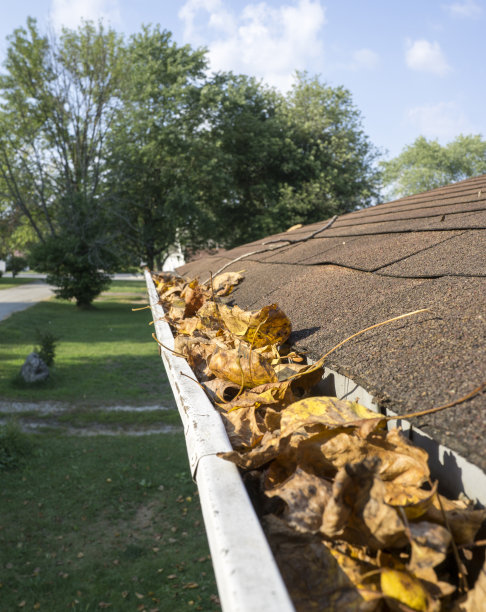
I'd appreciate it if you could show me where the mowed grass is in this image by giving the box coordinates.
[0,281,175,406]
[0,277,36,290]
[0,433,220,611]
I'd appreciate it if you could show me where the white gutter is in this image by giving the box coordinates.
[144,270,294,612]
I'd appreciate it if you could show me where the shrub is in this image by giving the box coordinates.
[35,329,59,367]
[6,255,27,277]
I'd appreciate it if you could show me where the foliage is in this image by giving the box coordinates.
[193,72,381,249]
[381,134,486,198]
[106,25,208,269]
[0,420,34,469]
[0,18,126,305]
[35,329,59,367]
[274,73,382,228]
[6,254,27,277]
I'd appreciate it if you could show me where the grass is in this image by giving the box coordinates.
[0,277,36,290]
[0,431,219,611]
[0,281,175,406]
[0,280,219,609]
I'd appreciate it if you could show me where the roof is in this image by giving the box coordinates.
[177,174,486,475]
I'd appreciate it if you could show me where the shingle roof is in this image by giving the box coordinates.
[178,174,486,475]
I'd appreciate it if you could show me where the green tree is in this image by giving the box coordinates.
[106,26,209,270]
[381,134,486,199]
[274,72,381,229]
[196,72,381,249]
[0,18,125,306]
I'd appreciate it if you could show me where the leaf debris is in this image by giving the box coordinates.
[151,270,486,611]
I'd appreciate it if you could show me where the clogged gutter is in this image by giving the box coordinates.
[144,269,486,612]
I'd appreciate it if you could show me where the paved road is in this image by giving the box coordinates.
[0,282,54,322]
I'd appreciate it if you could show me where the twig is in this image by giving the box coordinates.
[385,382,486,421]
[202,215,338,285]
[436,491,469,593]
[151,332,186,358]
[286,308,430,382]
[131,305,151,311]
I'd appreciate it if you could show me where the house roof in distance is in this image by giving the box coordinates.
[177,174,486,476]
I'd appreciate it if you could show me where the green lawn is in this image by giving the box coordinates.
[0,280,220,610]
[0,433,219,611]
[0,281,175,406]
[0,277,36,290]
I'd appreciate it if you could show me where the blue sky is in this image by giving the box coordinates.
[1,0,484,158]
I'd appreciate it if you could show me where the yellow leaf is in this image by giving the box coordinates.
[208,344,277,388]
[380,569,428,611]
[220,303,291,347]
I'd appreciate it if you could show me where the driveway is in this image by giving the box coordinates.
[0,282,54,322]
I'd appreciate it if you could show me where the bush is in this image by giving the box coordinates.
[6,255,27,277]
[0,420,34,470]
[35,329,59,367]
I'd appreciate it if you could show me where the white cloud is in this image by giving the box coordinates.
[178,0,326,91]
[407,101,474,140]
[51,0,121,30]
[444,0,482,18]
[405,39,451,76]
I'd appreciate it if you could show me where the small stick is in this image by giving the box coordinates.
[203,216,339,285]
[285,308,430,382]
[131,305,151,311]
[151,333,186,358]
[385,382,486,421]
[435,492,469,593]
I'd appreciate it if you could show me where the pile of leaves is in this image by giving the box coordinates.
[151,271,486,612]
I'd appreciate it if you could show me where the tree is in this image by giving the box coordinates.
[274,72,381,229]
[0,18,125,306]
[106,26,210,270]
[195,72,382,249]
[381,134,486,199]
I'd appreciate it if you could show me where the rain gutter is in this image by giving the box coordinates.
[145,270,485,609]
[144,270,295,612]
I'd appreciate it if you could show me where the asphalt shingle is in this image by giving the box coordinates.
[178,174,486,475]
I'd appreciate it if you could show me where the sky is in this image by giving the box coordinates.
[0,0,484,158]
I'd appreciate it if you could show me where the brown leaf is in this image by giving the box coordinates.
[320,459,408,550]
[423,496,486,546]
[266,467,332,533]
[264,514,382,611]
[456,558,486,611]
[408,521,451,573]
[212,271,245,296]
[220,405,266,450]
[208,344,277,388]
[181,280,205,317]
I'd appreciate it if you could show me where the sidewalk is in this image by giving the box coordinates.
[0,282,54,322]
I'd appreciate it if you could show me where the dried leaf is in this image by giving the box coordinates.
[408,521,451,573]
[211,271,245,295]
[380,569,429,611]
[208,344,277,388]
[220,303,291,347]
[423,496,486,546]
[320,459,408,550]
[266,467,332,533]
[181,280,206,316]
[456,558,486,611]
